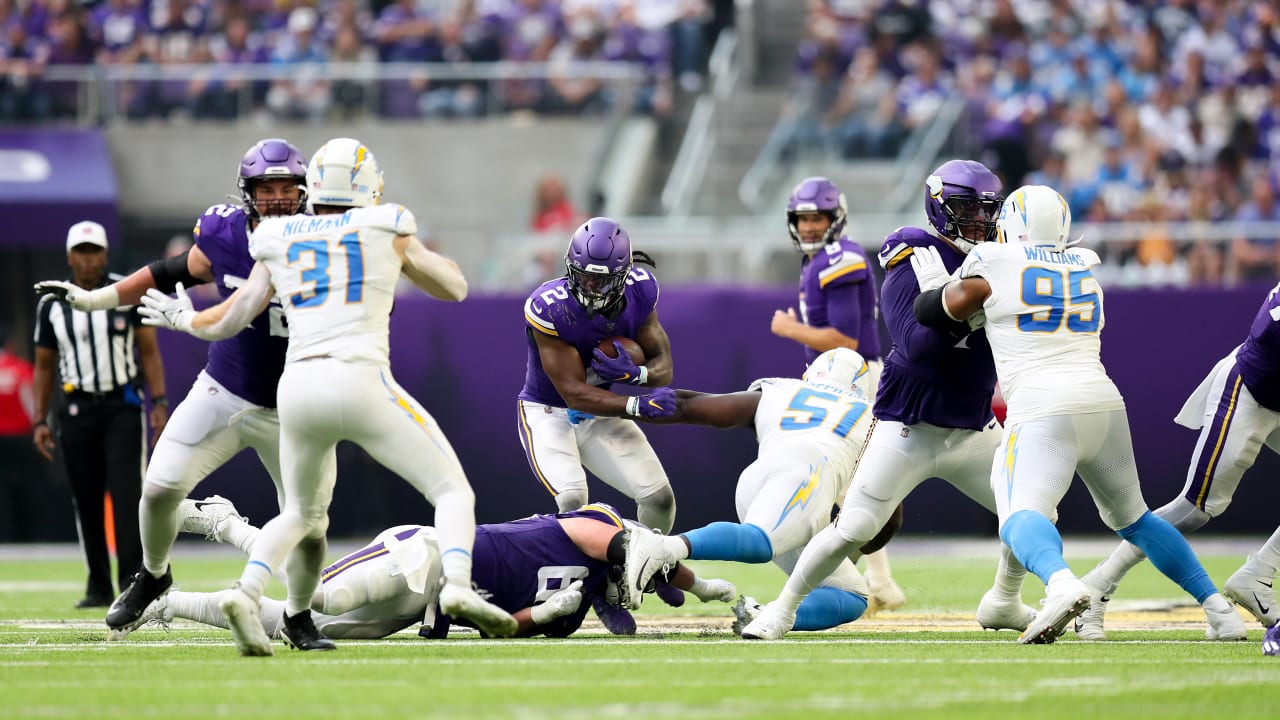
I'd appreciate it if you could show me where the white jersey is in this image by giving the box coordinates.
[251,204,417,365]
[959,242,1124,422]
[752,377,873,495]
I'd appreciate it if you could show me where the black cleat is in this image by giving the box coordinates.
[106,567,173,629]
[76,595,113,609]
[281,610,336,651]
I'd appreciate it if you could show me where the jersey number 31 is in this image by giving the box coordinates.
[287,231,365,308]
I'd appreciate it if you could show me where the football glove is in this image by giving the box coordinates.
[34,280,119,311]
[139,283,196,333]
[530,579,584,625]
[625,387,676,419]
[591,343,648,385]
[566,409,595,425]
[909,245,952,293]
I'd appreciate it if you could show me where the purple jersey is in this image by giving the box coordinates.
[872,226,996,430]
[798,236,881,365]
[445,505,622,637]
[192,204,288,408]
[518,268,661,406]
[1235,284,1280,411]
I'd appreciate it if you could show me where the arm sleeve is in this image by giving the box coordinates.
[147,251,205,294]
[881,262,967,362]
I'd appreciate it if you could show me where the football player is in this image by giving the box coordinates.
[139,138,517,654]
[35,138,309,635]
[741,160,1034,640]
[768,176,902,613]
[914,184,1245,643]
[624,348,901,633]
[116,499,736,642]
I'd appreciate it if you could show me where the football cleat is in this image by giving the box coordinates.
[1205,603,1248,641]
[1074,571,1114,641]
[591,595,636,636]
[1264,622,1280,656]
[1223,561,1278,628]
[732,596,764,635]
[865,575,906,616]
[975,589,1037,632]
[740,601,796,640]
[439,583,517,638]
[1018,578,1090,645]
[108,594,173,641]
[654,579,685,608]
[281,610,336,651]
[178,495,244,542]
[220,585,273,657]
[106,567,173,630]
[622,527,678,610]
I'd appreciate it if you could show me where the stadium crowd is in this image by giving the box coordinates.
[0,0,713,121]
[783,0,1280,286]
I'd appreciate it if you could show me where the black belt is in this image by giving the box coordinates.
[65,388,127,403]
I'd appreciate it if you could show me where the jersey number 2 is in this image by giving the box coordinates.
[287,231,365,308]
[1018,267,1100,333]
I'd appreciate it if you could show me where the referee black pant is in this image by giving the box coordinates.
[58,397,144,600]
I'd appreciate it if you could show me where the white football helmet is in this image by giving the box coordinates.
[306,137,383,210]
[996,185,1072,252]
[802,347,870,397]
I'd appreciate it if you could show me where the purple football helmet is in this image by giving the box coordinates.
[237,138,308,219]
[565,217,632,314]
[787,177,848,254]
[923,160,1003,253]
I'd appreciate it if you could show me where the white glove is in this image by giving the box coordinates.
[33,280,119,311]
[687,576,736,604]
[530,579,584,625]
[139,283,196,333]
[966,309,986,331]
[909,245,952,293]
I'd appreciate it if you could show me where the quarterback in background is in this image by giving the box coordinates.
[915,184,1246,643]
[140,138,516,655]
[769,177,901,613]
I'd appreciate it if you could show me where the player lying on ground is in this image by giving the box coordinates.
[114,499,736,642]
[623,348,903,633]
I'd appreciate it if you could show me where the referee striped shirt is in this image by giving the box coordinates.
[34,273,142,395]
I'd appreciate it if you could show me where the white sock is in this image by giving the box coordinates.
[168,590,230,629]
[220,516,260,555]
[777,525,857,613]
[663,535,690,561]
[235,563,272,604]
[1091,540,1147,590]
[435,489,477,587]
[990,543,1027,602]
[140,489,184,577]
[1047,568,1076,591]
[1249,527,1280,575]
[1203,592,1232,613]
[864,548,892,583]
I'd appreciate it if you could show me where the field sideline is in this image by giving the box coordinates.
[2,537,1278,719]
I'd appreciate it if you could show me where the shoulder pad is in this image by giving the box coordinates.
[878,226,934,271]
[357,204,417,236]
[248,218,285,261]
[523,292,559,337]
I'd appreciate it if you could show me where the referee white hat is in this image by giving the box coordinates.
[66,221,108,252]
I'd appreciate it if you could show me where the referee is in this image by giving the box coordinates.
[32,221,169,609]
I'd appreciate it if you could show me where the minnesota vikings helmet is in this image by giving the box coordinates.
[786,177,849,254]
[565,217,632,314]
[923,160,1003,254]
[997,185,1073,252]
[237,138,308,219]
[802,347,871,398]
[306,137,384,210]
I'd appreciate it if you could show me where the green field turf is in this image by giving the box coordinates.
[2,541,1278,719]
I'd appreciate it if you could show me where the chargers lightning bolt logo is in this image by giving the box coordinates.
[773,462,825,531]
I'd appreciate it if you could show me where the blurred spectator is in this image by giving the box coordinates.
[827,45,897,158]
[43,8,94,119]
[0,324,38,542]
[330,23,376,119]
[1229,174,1280,284]
[531,172,582,233]
[193,13,267,120]
[544,7,608,115]
[0,20,52,122]
[266,6,329,121]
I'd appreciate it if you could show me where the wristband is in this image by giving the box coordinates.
[152,396,168,407]
[82,286,121,311]
[631,365,649,385]
[625,396,640,417]
[32,420,48,430]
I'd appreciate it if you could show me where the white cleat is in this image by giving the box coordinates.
[1074,572,1113,641]
[975,590,1037,632]
[1019,578,1090,645]
[178,495,244,542]
[439,583,518,638]
[731,595,763,636]
[865,575,906,616]
[740,602,796,640]
[107,594,174,642]
[1223,562,1279,628]
[220,586,273,657]
[622,527,678,611]
[1205,603,1248,641]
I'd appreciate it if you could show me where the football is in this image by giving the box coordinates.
[596,336,645,365]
